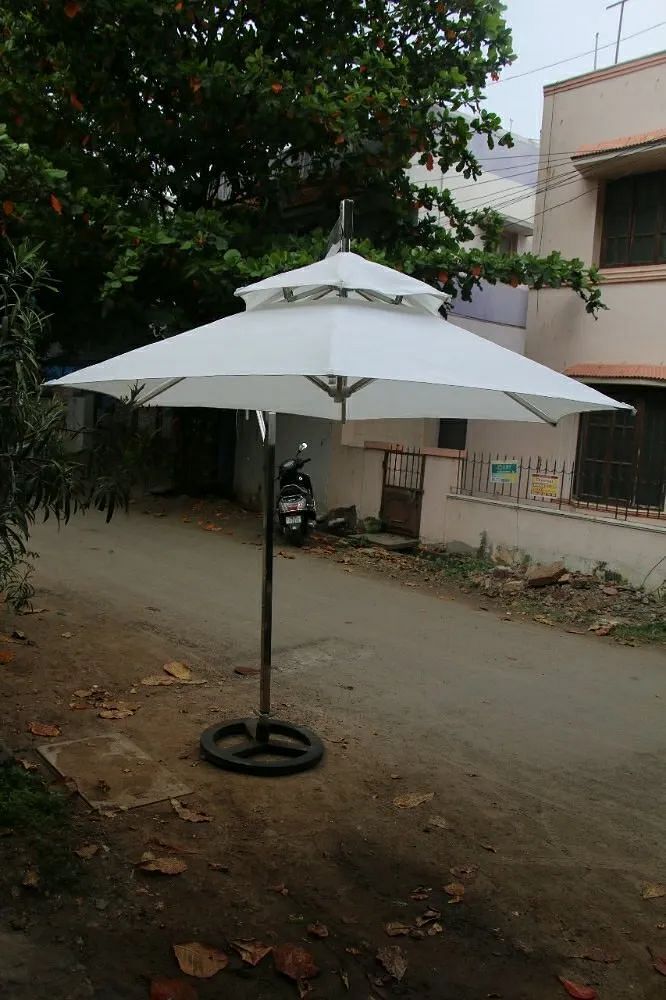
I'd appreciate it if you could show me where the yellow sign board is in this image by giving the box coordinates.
[530,473,561,499]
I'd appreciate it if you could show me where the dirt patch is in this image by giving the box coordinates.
[1,577,665,1000]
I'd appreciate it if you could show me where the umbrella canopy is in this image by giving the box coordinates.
[48,252,628,425]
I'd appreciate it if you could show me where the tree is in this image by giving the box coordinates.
[0,0,604,359]
[0,243,159,607]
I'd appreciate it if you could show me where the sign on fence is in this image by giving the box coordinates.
[490,461,518,484]
[530,472,561,499]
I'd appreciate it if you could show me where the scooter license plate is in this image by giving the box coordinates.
[285,516,302,525]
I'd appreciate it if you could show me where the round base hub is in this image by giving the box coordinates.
[200,718,324,776]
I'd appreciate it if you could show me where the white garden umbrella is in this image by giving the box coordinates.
[52,249,623,426]
[49,221,628,774]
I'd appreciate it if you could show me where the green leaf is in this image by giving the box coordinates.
[223,248,242,266]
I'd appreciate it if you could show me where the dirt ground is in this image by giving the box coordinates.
[1,499,666,999]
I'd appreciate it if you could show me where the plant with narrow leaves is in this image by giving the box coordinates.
[0,244,159,607]
[0,244,78,603]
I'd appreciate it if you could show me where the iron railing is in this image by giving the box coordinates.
[383,446,426,493]
[455,452,666,521]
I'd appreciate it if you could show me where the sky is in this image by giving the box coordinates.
[484,0,666,140]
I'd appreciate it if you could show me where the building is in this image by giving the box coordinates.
[429,51,666,587]
[466,50,666,508]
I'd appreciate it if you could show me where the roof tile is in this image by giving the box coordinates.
[573,128,666,158]
[565,363,666,382]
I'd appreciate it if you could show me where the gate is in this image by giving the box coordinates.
[380,447,425,537]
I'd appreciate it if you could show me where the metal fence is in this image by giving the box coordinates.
[455,452,666,521]
[383,446,426,492]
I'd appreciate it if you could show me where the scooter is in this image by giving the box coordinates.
[276,442,316,546]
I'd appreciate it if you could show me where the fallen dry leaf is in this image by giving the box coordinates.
[146,837,200,857]
[150,977,198,1000]
[234,666,260,677]
[443,882,465,903]
[393,792,434,809]
[377,944,408,982]
[171,799,211,824]
[427,922,444,936]
[450,864,478,880]
[653,955,666,976]
[384,921,411,937]
[270,882,289,896]
[28,721,61,738]
[307,922,329,939]
[207,862,229,872]
[569,946,620,964]
[414,908,442,928]
[173,942,228,979]
[426,815,450,830]
[17,758,38,772]
[273,943,319,981]
[61,631,73,639]
[643,882,666,900]
[481,843,497,853]
[98,708,135,719]
[136,856,188,876]
[0,650,15,664]
[558,977,598,999]
[75,844,100,860]
[340,969,350,990]
[231,939,272,966]
[22,868,40,889]
[163,661,192,681]
[72,687,100,700]
[296,981,314,999]
[278,550,296,559]
[141,674,179,687]
[410,886,431,901]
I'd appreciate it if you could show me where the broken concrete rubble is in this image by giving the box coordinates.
[525,561,567,588]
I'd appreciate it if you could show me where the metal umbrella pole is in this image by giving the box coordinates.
[257,411,276,738]
[199,408,324,775]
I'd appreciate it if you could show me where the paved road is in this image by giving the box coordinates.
[33,510,666,875]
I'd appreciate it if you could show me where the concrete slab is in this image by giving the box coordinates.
[37,732,191,811]
[362,532,418,552]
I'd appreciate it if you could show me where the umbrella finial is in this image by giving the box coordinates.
[325,199,354,257]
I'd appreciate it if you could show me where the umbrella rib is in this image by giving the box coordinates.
[134,377,186,405]
[346,377,375,397]
[304,375,335,396]
[504,391,557,426]
[283,285,334,303]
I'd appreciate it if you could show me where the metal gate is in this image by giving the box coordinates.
[380,447,425,537]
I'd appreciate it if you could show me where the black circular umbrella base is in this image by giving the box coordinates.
[200,717,324,776]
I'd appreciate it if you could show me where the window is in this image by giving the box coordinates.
[438,419,467,450]
[499,229,518,255]
[601,170,666,267]
[575,385,666,509]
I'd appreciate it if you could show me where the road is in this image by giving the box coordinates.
[32,507,666,875]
